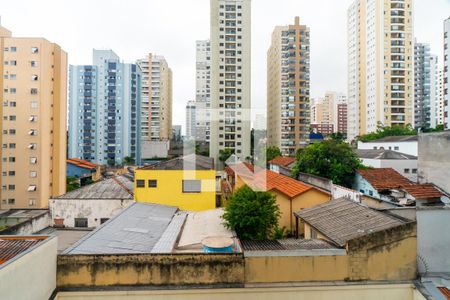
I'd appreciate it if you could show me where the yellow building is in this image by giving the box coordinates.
[134,155,217,211]
[0,21,67,209]
[232,164,330,234]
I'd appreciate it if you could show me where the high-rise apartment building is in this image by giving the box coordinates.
[347,0,414,141]
[414,43,432,128]
[69,50,141,166]
[429,55,441,128]
[310,92,347,136]
[435,69,445,126]
[195,40,211,142]
[186,100,196,139]
[0,22,67,209]
[210,0,251,165]
[267,16,310,156]
[444,17,450,129]
[137,54,172,142]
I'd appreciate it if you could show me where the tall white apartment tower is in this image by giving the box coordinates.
[347,0,414,141]
[195,40,211,142]
[210,0,251,166]
[444,17,450,129]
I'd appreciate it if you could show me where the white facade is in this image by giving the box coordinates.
[347,0,360,141]
[435,69,445,126]
[210,0,251,165]
[357,140,418,156]
[49,198,134,228]
[0,236,57,300]
[429,55,440,128]
[195,40,211,142]
[444,17,450,129]
[186,100,197,139]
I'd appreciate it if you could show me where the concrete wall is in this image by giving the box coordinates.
[0,236,57,300]
[332,185,362,203]
[418,131,450,193]
[416,208,450,274]
[57,254,244,289]
[141,140,170,159]
[0,211,51,235]
[50,199,134,228]
[55,284,425,300]
[297,172,332,191]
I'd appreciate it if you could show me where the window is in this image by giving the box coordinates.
[100,218,109,224]
[31,61,38,67]
[9,171,15,176]
[9,116,16,121]
[74,218,88,228]
[412,169,417,174]
[29,199,36,207]
[30,157,37,164]
[31,88,38,95]
[394,146,399,150]
[30,171,37,178]
[10,47,16,52]
[8,199,15,205]
[404,168,410,174]
[8,185,15,190]
[182,180,202,193]
[136,179,145,188]
[8,129,15,135]
[31,47,38,53]
[31,75,38,81]
[30,101,38,108]
[9,60,17,66]
[9,74,16,80]
[9,143,15,149]
[9,157,15,162]
[148,180,157,188]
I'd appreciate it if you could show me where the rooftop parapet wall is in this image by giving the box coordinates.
[57,253,245,289]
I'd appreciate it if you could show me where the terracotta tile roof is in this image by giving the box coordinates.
[0,236,47,265]
[246,168,327,199]
[268,156,296,167]
[357,168,412,191]
[402,184,443,199]
[224,162,254,177]
[295,197,409,247]
[67,158,98,170]
[438,287,450,300]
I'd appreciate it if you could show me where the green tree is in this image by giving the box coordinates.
[358,123,416,142]
[223,186,281,240]
[291,140,363,187]
[66,176,80,192]
[266,146,282,162]
[123,156,133,166]
[219,148,234,163]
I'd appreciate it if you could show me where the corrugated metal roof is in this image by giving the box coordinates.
[0,237,46,265]
[139,154,214,171]
[65,203,179,254]
[295,198,409,247]
[56,175,133,200]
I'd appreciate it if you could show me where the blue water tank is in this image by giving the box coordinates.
[202,236,234,253]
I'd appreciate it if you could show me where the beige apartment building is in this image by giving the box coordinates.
[267,17,310,156]
[347,0,414,141]
[137,54,172,142]
[0,22,67,209]
[311,92,347,136]
[210,0,252,166]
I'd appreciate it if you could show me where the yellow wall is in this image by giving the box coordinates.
[134,170,216,211]
[55,284,425,300]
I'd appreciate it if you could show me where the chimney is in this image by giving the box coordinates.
[295,16,300,25]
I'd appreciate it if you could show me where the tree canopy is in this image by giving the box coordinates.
[291,140,363,187]
[265,146,282,162]
[222,186,281,240]
[219,148,234,163]
[358,123,416,142]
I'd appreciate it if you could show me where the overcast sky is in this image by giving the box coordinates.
[1,0,449,131]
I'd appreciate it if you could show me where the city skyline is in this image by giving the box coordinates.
[1,0,449,133]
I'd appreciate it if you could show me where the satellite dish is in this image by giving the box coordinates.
[441,196,450,206]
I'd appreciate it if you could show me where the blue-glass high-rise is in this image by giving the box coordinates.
[68,50,141,165]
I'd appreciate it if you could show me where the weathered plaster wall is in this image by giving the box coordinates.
[57,254,245,288]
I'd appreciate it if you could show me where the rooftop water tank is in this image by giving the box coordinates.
[202,236,233,253]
